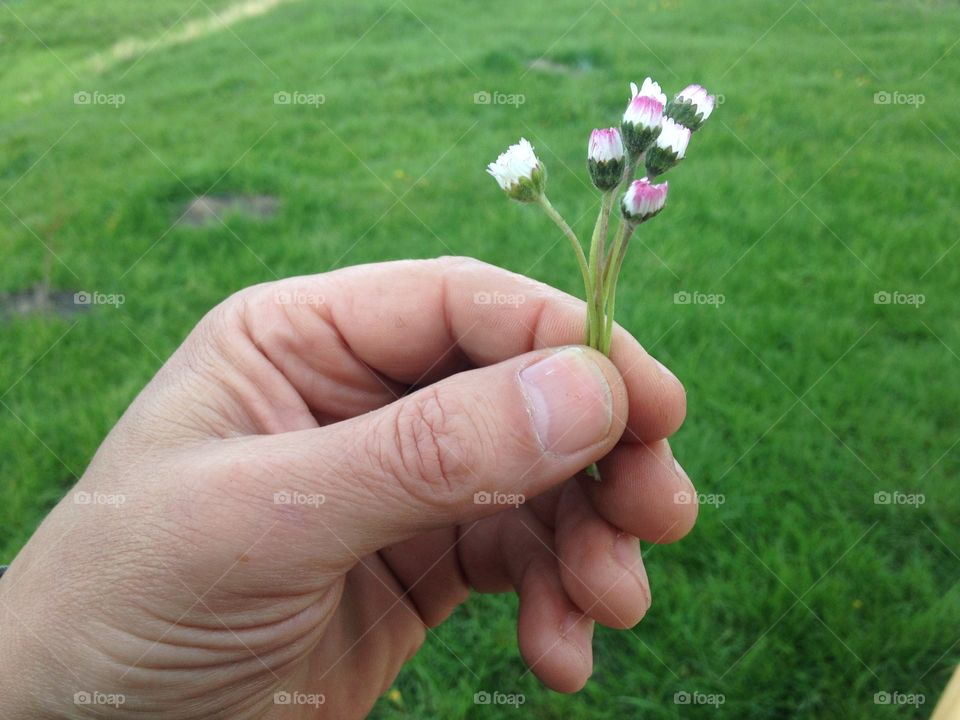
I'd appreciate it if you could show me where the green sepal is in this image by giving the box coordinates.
[621,121,661,160]
[506,163,547,203]
[588,157,625,191]
[620,199,665,224]
[644,146,680,178]
[664,98,705,132]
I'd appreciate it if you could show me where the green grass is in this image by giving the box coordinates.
[2,0,959,717]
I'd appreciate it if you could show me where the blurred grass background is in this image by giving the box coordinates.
[1,0,958,717]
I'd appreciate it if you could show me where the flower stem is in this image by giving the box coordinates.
[587,190,616,349]
[621,155,639,191]
[594,153,649,354]
[537,194,592,342]
[601,219,637,353]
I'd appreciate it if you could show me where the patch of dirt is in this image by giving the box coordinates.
[527,57,593,74]
[177,194,280,227]
[0,283,91,320]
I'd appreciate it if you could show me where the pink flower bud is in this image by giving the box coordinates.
[644,118,692,177]
[621,177,668,223]
[587,127,625,164]
[587,128,626,191]
[621,78,666,158]
[665,83,716,131]
[656,118,691,158]
[623,94,664,132]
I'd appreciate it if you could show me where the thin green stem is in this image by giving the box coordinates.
[601,220,637,353]
[537,194,592,342]
[611,153,641,216]
[594,152,650,353]
[599,154,639,290]
[620,156,639,193]
[587,190,616,349]
[595,190,616,256]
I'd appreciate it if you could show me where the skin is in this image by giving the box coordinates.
[0,257,697,719]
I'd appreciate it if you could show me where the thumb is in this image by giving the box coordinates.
[244,346,627,568]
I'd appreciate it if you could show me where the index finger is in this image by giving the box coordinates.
[245,256,685,443]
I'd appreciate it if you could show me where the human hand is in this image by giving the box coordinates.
[0,257,696,719]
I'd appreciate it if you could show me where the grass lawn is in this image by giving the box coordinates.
[2,0,959,717]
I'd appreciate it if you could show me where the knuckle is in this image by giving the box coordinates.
[180,286,258,368]
[435,255,488,271]
[204,285,257,336]
[386,387,479,507]
[422,583,471,628]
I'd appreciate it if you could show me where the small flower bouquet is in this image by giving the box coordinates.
[487,79,715,354]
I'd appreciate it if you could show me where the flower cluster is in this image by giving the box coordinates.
[487,77,715,354]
